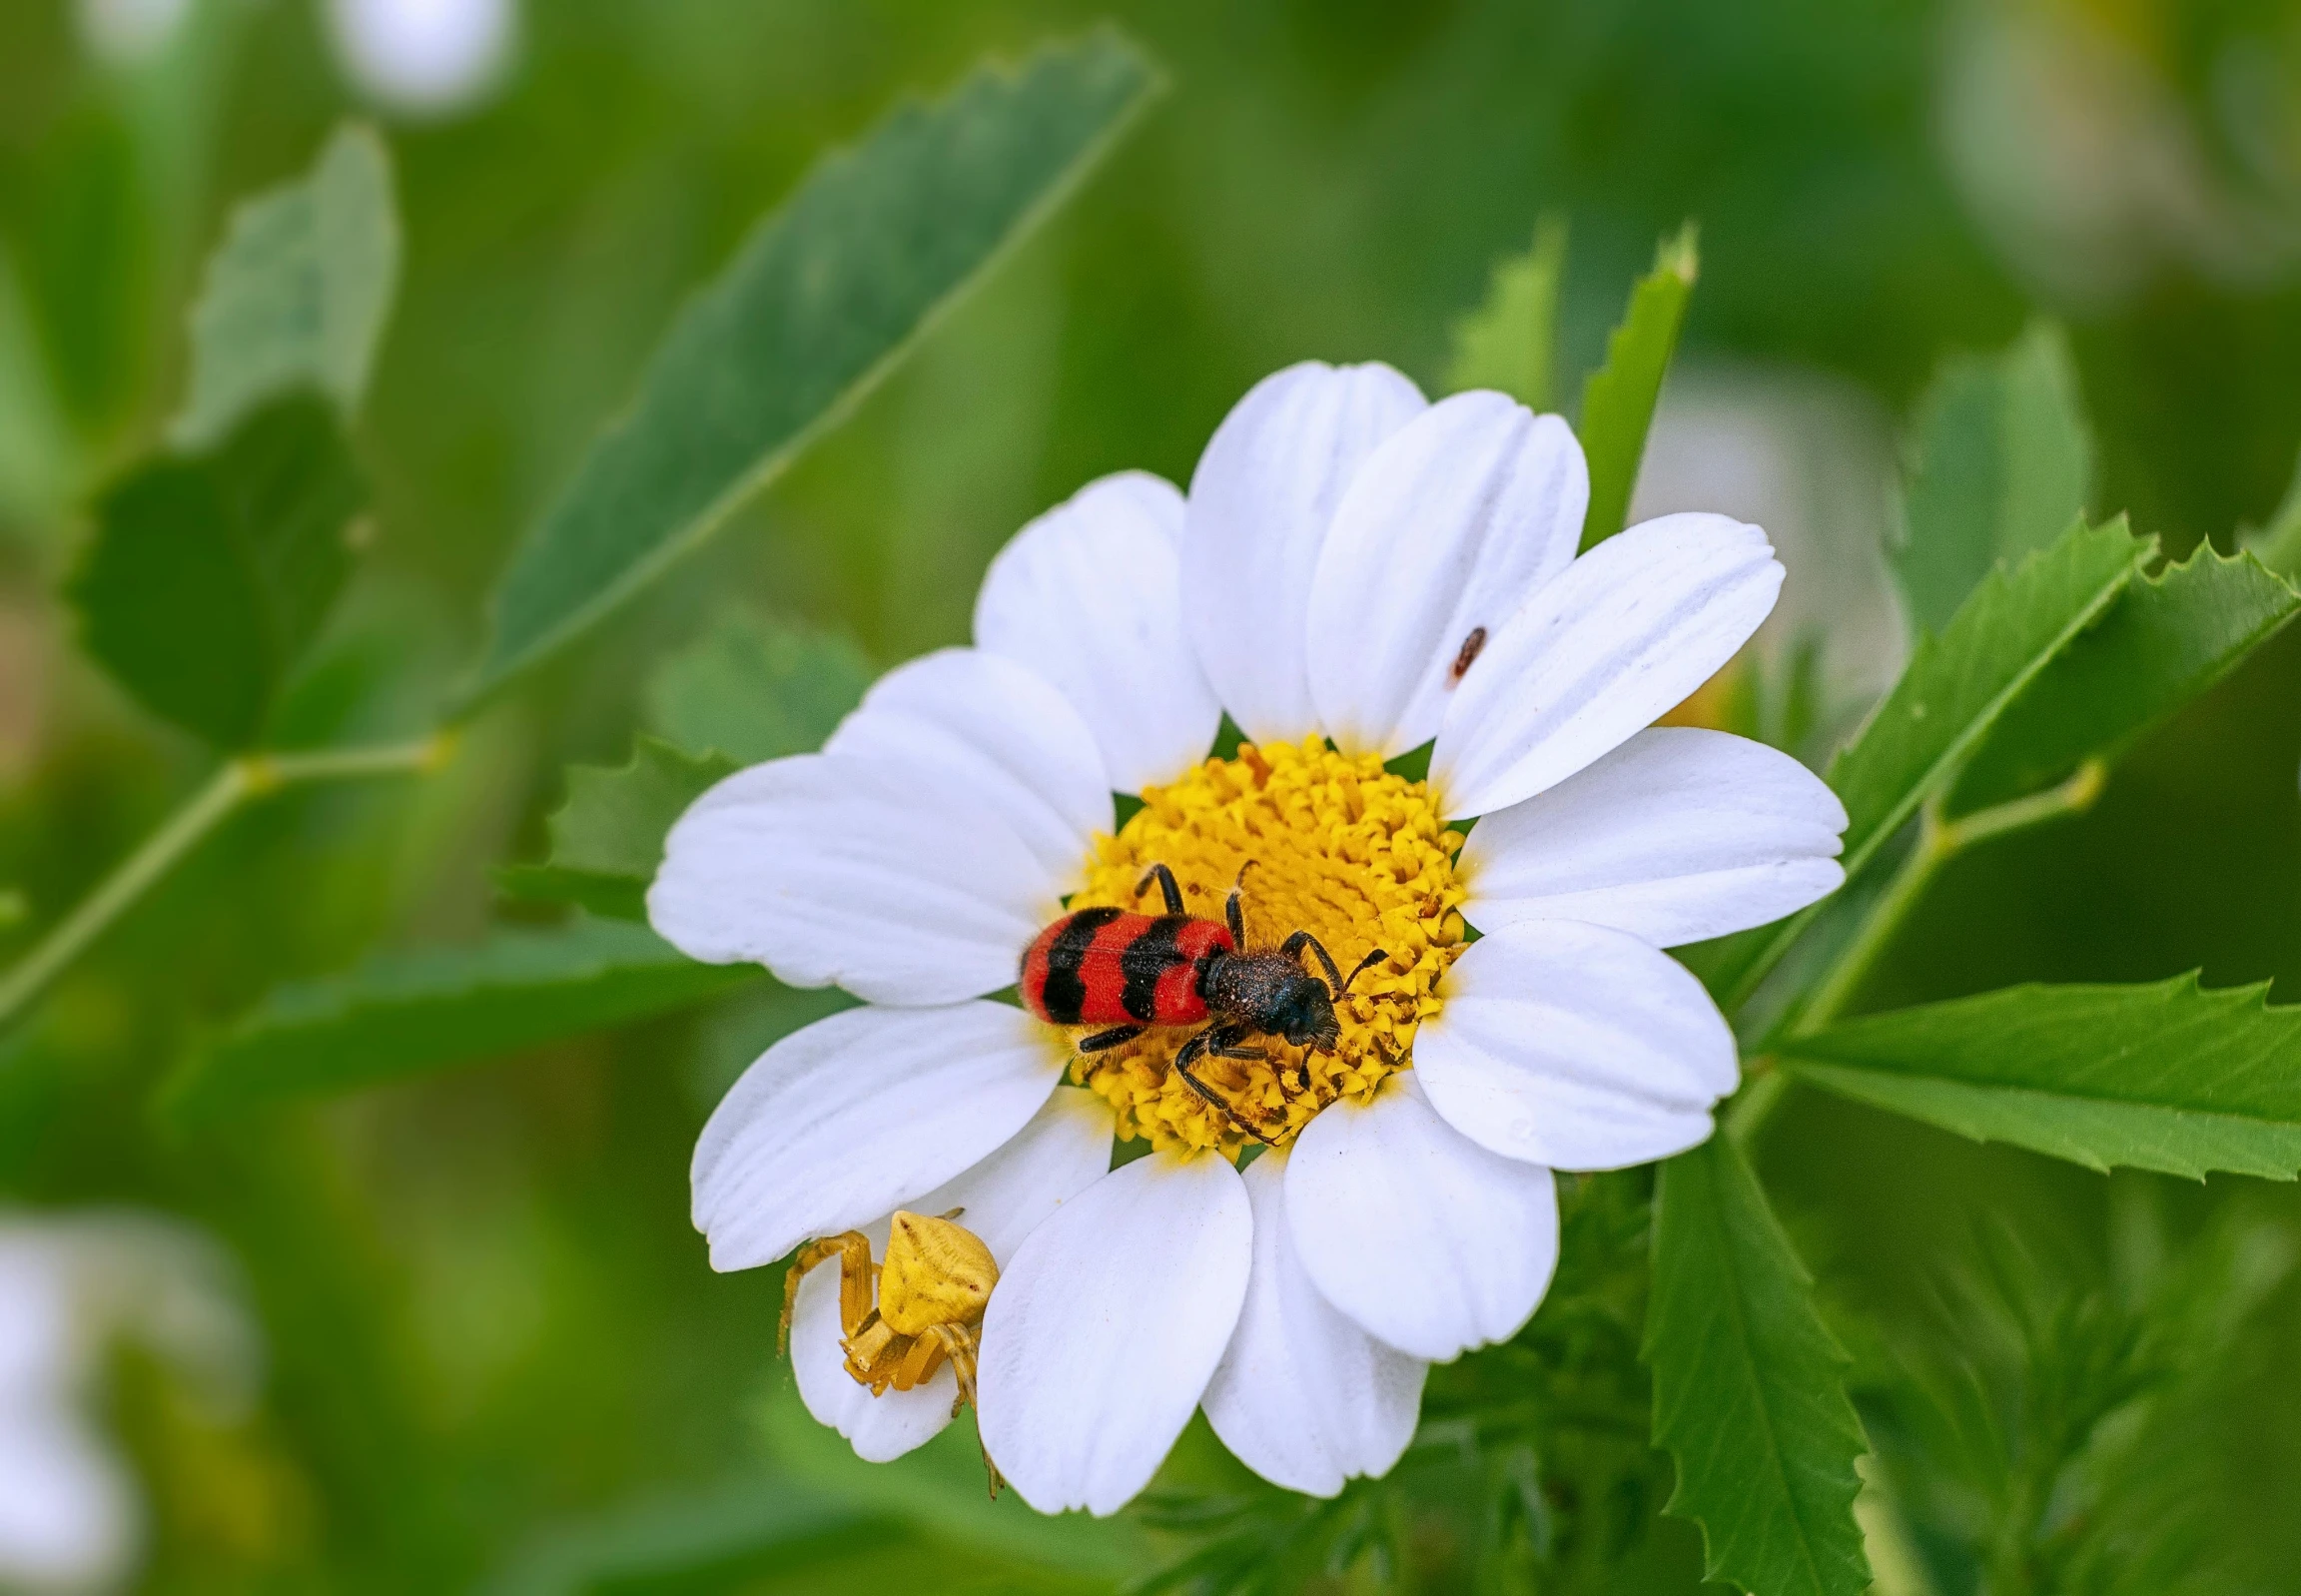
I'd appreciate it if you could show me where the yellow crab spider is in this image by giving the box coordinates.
[777,1207,1003,1492]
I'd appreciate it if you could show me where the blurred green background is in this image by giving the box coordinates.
[5,0,2301,1590]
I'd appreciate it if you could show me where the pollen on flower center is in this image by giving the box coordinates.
[1063,737,1467,1155]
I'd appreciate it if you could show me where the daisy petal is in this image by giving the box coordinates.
[691,1002,1062,1271]
[1429,513,1784,819]
[979,1152,1252,1515]
[826,647,1112,887]
[1460,727,1847,947]
[1414,920,1738,1171]
[905,1086,1118,1260]
[1201,1151,1427,1496]
[787,1088,1115,1464]
[974,472,1220,793]
[1286,1075,1559,1362]
[649,751,1054,1005]
[789,1259,958,1462]
[1307,393,1588,757]
[1183,362,1427,744]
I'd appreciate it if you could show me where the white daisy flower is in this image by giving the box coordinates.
[651,362,1849,1515]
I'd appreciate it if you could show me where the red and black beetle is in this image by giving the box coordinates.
[1020,863,1385,1143]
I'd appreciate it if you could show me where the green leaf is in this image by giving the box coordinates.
[462,33,1159,706]
[498,738,737,920]
[162,917,756,1124]
[1779,974,2301,1181]
[1952,542,2301,811]
[2241,444,2301,578]
[1831,517,2141,869]
[173,124,399,449]
[1446,213,1568,410]
[1696,517,2144,1007]
[69,394,367,747]
[644,607,873,765]
[1891,320,2092,636]
[477,1476,880,1596]
[1577,222,1697,551]
[1646,1134,1870,1596]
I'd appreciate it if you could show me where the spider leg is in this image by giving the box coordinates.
[887,1326,949,1393]
[1172,1028,1275,1147]
[1135,863,1185,915]
[779,1230,876,1354]
[1278,929,1346,996]
[856,1325,914,1395]
[1077,1024,1145,1055]
[931,1325,1004,1498]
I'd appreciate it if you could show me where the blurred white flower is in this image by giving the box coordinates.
[0,1214,258,1594]
[1630,365,1905,725]
[1939,0,2301,309]
[72,0,193,66]
[324,0,516,117]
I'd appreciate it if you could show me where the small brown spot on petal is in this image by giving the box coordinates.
[1449,626,1488,683]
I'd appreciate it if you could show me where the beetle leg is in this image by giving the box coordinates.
[1135,863,1185,915]
[1279,929,1347,996]
[1077,1024,1145,1054]
[1173,1027,1276,1146]
[779,1230,876,1354]
[1338,948,1388,997]
[1225,862,1256,946]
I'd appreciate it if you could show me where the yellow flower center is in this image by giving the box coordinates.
[1063,737,1467,1156]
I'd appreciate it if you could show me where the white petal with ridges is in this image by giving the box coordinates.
[904,1087,1117,1260]
[788,1089,1116,1463]
[691,1002,1063,1271]
[788,1260,958,1462]
[1414,921,1738,1172]
[1183,362,1427,744]
[1286,1075,1559,1362]
[974,472,1220,793]
[825,648,1111,887]
[1306,394,1588,757]
[1460,727,1846,947]
[649,751,1053,1005]
[1201,1151,1426,1495]
[1429,514,1783,819]
[979,1152,1251,1515]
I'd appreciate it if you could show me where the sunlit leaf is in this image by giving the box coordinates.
[496,738,736,921]
[1891,320,2092,636]
[1694,517,2143,1006]
[462,32,1159,706]
[1577,222,1697,551]
[1952,542,2301,812]
[1780,974,2301,1180]
[644,606,873,765]
[162,917,756,1124]
[1447,213,1568,411]
[1646,1134,1871,1596]
[173,124,399,449]
[68,394,366,747]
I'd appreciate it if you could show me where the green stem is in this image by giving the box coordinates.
[0,732,452,1033]
[1727,758,2106,1144]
